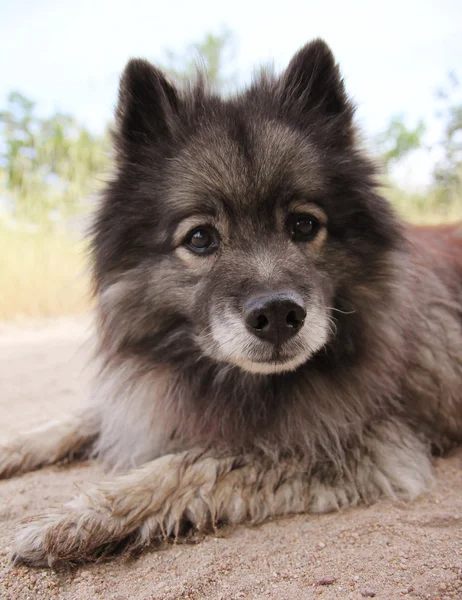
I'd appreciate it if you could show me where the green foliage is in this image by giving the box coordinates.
[0,91,110,224]
[377,72,461,217]
[376,115,425,168]
[161,27,237,90]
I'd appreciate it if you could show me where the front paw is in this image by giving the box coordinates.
[13,505,135,567]
[13,513,71,567]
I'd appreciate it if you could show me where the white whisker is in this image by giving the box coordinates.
[326,306,356,315]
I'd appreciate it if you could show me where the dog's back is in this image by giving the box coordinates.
[406,222,462,298]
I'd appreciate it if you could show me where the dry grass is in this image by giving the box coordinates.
[384,186,462,225]
[0,226,91,321]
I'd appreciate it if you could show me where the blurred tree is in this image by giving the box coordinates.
[161,27,237,90]
[433,72,462,203]
[376,115,425,169]
[0,91,110,223]
[0,91,36,192]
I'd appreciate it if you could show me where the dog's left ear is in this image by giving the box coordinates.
[280,39,352,120]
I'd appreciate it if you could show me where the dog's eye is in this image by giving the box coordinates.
[288,214,321,242]
[184,226,219,255]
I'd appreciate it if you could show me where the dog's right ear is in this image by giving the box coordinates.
[280,39,352,120]
[115,58,179,150]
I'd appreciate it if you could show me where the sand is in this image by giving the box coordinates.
[0,317,461,600]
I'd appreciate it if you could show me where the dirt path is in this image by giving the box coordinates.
[0,318,461,600]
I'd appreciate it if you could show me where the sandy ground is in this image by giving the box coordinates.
[0,318,461,600]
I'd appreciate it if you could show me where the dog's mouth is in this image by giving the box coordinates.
[222,348,313,375]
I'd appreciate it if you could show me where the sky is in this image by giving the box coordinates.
[1,0,462,186]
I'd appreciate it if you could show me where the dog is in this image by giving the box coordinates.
[1,39,461,568]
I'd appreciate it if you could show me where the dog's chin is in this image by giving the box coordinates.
[224,350,313,375]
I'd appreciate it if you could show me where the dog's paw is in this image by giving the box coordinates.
[12,514,65,567]
[11,483,171,567]
[12,512,127,567]
[12,503,141,567]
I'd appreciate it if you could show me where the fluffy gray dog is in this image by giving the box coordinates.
[1,39,461,567]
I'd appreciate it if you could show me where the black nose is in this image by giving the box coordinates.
[243,293,307,345]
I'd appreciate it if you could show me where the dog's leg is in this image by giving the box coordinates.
[11,420,432,567]
[0,411,99,479]
[12,450,310,567]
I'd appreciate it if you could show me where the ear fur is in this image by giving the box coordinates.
[116,58,179,147]
[280,39,352,119]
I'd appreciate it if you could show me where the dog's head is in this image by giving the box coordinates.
[93,39,400,375]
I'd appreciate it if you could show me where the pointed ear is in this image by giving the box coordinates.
[280,39,352,119]
[115,58,179,147]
